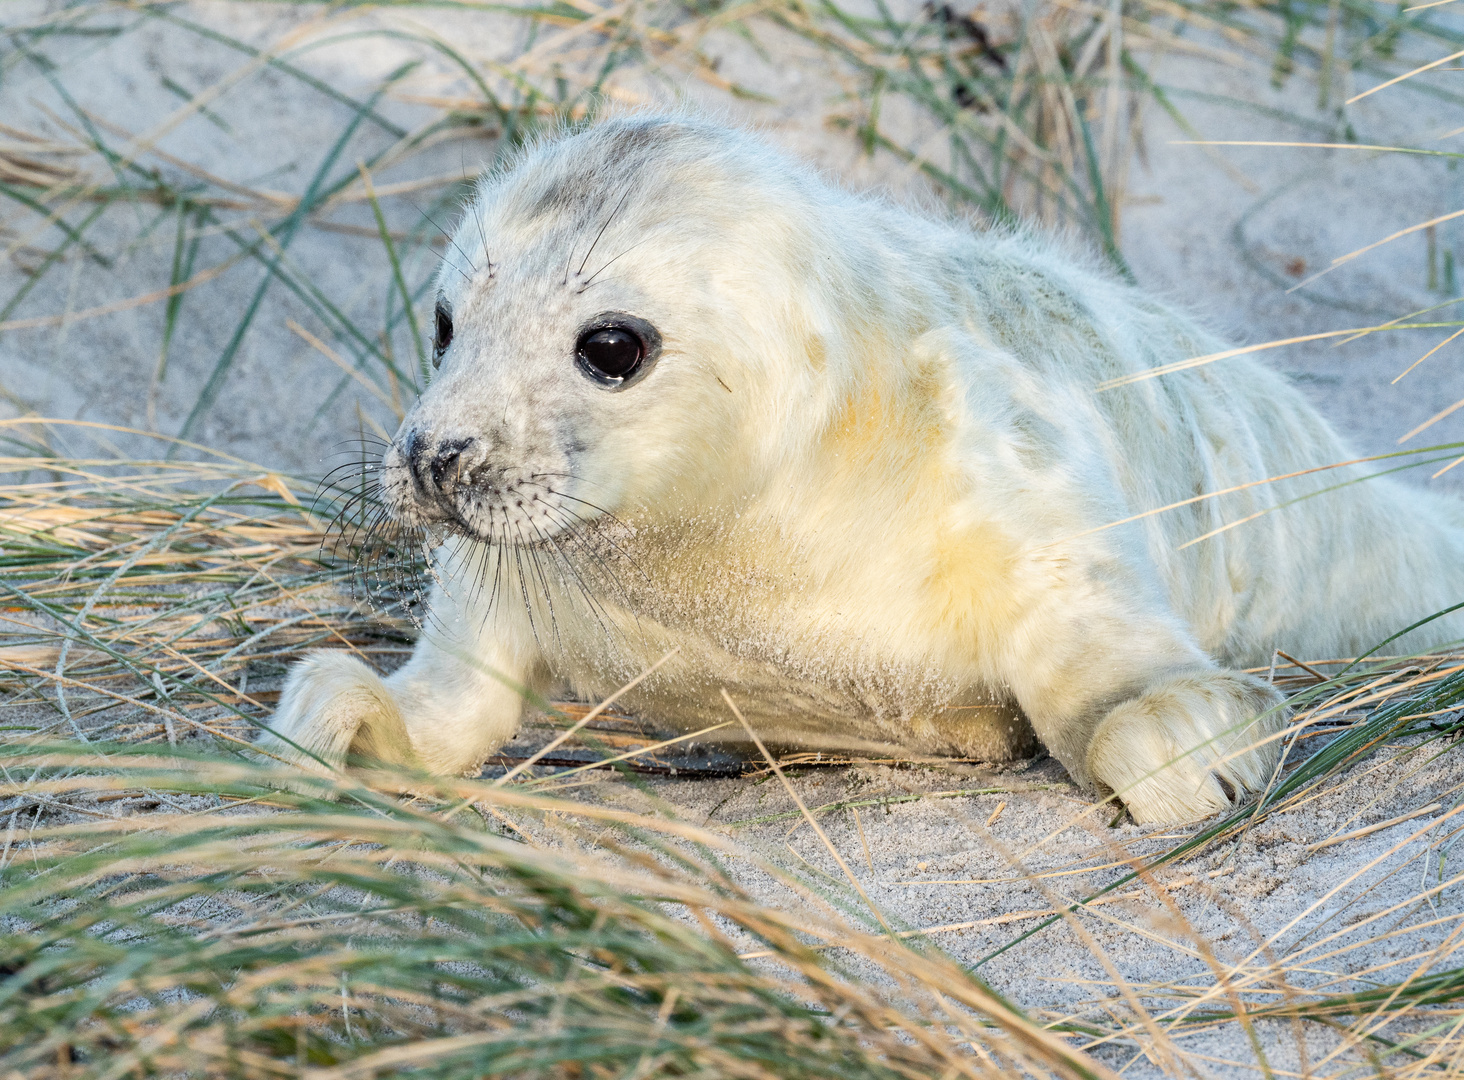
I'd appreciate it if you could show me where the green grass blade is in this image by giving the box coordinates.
[177,62,420,444]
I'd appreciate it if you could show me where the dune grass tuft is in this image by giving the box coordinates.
[0,746,1114,1080]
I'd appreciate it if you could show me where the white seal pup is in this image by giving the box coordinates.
[261,114,1464,824]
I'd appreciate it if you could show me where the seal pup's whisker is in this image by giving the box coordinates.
[536,501,632,608]
[486,539,507,620]
[579,237,654,292]
[467,189,494,276]
[505,521,548,648]
[341,496,429,628]
[319,472,372,512]
[332,433,393,449]
[575,186,633,280]
[521,519,564,644]
[322,448,389,470]
[461,531,496,620]
[528,469,614,494]
[409,198,478,282]
[516,485,635,606]
[532,517,615,639]
[317,449,383,474]
[525,484,626,531]
[469,543,501,638]
[463,527,493,602]
[325,489,383,550]
[542,490,649,583]
[535,507,622,613]
[315,444,384,487]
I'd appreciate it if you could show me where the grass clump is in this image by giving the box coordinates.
[0,748,1106,1080]
[0,421,414,754]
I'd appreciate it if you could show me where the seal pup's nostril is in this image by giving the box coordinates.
[401,433,476,498]
[403,430,429,490]
[428,438,474,494]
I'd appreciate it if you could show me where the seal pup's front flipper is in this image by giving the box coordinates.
[258,606,546,783]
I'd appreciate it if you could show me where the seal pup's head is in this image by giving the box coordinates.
[378,114,923,549]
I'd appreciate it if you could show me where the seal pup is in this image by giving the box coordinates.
[260,114,1464,824]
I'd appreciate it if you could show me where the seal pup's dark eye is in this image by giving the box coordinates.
[573,312,662,389]
[578,327,642,380]
[433,300,453,369]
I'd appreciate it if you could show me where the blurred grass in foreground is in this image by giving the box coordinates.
[0,747,1110,1080]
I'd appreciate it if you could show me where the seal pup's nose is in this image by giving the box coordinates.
[405,432,475,500]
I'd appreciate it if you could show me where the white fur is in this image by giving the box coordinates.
[257,115,1464,823]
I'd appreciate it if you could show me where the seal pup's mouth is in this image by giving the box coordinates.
[377,431,605,549]
[349,427,640,642]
